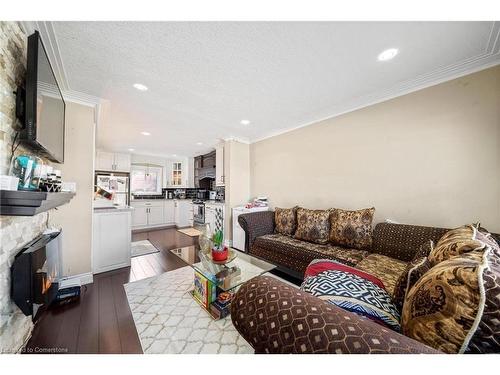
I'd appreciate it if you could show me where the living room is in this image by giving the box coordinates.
[1,0,500,372]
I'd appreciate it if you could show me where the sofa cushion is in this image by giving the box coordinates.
[254,233,369,269]
[274,206,298,236]
[294,208,331,244]
[371,222,448,262]
[392,256,431,312]
[355,254,408,298]
[402,231,500,353]
[329,207,375,250]
[302,259,401,331]
[428,224,487,266]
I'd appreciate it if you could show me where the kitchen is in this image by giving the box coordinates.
[92,144,226,274]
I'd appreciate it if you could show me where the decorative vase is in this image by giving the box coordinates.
[211,247,228,261]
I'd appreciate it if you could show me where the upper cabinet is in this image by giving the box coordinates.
[96,150,131,172]
[166,160,189,187]
[215,143,225,186]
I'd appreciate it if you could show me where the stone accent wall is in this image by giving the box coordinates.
[0,21,49,353]
[0,214,48,353]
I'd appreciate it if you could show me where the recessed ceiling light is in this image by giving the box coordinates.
[172,154,177,157]
[128,148,135,152]
[133,83,148,91]
[141,131,151,136]
[240,119,251,125]
[377,48,399,62]
[196,142,203,146]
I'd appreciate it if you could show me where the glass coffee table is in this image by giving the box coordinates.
[170,246,276,319]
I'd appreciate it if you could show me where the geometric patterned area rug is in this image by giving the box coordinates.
[131,239,160,258]
[124,266,254,354]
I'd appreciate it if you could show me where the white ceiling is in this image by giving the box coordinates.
[51,21,500,157]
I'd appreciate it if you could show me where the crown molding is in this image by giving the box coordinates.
[20,21,103,109]
[222,136,250,145]
[251,21,500,144]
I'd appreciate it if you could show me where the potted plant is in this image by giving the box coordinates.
[211,230,228,261]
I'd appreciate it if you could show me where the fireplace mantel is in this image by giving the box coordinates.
[0,190,75,216]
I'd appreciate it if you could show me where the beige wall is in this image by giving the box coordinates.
[50,102,95,276]
[224,140,250,239]
[250,66,500,232]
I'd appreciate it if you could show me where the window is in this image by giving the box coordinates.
[172,162,182,186]
[130,165,163,195]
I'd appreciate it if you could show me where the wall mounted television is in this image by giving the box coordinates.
[17,31,66,163]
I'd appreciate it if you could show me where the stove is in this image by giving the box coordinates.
[192,200,205,224]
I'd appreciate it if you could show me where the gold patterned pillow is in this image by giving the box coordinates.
[428,225,487,266]
[274,207,298,236]
[329,207,375,250]
[401,247,500,353]
[294,208,331,244]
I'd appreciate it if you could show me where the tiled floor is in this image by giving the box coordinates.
[25,227,197,354]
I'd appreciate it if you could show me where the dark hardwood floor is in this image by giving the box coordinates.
[25,227,198,354]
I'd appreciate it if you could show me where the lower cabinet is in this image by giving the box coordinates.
[93,210,131,274]
[148,205,165,226]
[131,199,191,229]
[174,200,193,228]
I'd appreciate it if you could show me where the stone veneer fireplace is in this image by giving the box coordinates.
[0,22,52,353]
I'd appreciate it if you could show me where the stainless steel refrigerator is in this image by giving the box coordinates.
[95,172,130,207]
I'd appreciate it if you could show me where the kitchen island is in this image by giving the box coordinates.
[93,206,132,273]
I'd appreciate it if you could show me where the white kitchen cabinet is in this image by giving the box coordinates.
[148,205,165,226]
[96,150,131,172]
[131,205,148,227]
[215,143,225,186]
[93,209,131,274]
[164,200,175,224]
[95,151,114,171]
[131,200,169,229]
[166,159,190,187]
[174,200,193,228]
[113,153,131,172]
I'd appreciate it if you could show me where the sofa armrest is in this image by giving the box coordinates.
[231,275,440,354]
[238,211,275,252]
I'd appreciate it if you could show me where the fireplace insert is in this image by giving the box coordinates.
[11,230,61,320]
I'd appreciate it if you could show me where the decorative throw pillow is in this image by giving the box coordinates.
[413,240,434,259]
[274,206,298,236]
[401,232,500,353]
[302,259,401,331]
[428,224,487,266]
[329,207,375,250]
[392,256,431,312]
[294,208,331,244]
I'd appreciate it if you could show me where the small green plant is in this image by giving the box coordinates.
[212,230,224,250]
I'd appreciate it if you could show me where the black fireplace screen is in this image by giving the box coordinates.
[11,230,61,319]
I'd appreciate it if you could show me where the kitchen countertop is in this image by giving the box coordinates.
[93,206,133,213]
[204,200,225,206]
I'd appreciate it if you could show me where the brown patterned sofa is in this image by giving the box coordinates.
[235,212,500,354]
[231,275,439,354]
[238,211,448,296]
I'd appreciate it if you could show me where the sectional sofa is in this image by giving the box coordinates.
[233,207,500,354]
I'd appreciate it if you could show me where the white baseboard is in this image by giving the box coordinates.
[59,272,93,287]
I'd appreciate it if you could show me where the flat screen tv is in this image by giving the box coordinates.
[20,31,66,163]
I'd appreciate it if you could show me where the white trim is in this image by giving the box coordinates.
[459,247,490,353]
[222,136,251,145]
[59,272,94,286]
[62,89,102,107]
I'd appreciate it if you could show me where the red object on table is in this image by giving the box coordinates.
[212,247,229,261]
